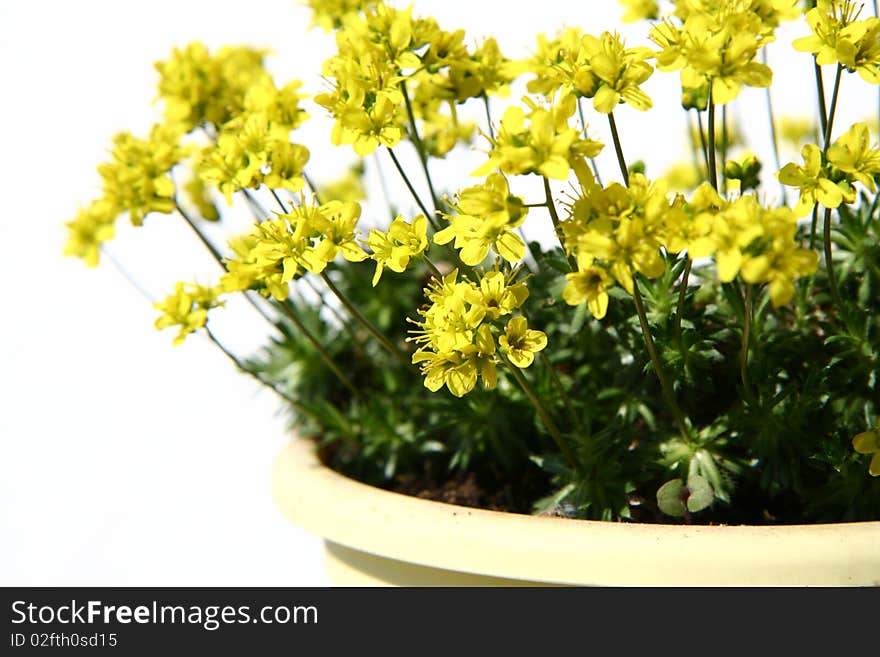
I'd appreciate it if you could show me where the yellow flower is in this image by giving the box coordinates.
[826,122,880,193]
[98,123,184,226]
[777,143,853,217]
[154,282,224,345]
[155,42,269,130]
[64,198,119,267]
[473,94,603,180]
[580,32,654,113]
[739,208,819,307]
[619,0,659,23]
[563,257,613,320]
[466,270,529,321]
[852,429,880,476]
[499,316,547,369]
[434,173,528,265]
[367,214,429,286]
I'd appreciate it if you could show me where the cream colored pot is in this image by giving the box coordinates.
[271,439,880,586]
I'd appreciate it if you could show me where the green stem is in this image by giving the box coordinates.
[386,147,440,230]
[695,109,711,176]
[303,171,323,205]
[673,257,692,343]
[241,188,268,218]
[268,187,287,213]
[400,81,440,214]
[686,110,706,178]
[823,206,843,312]
[720,103,728,190]
[320,271,411,368]
[540,352,580,429]
[543,176,577,271]
[373,153,397,220]
[632,281,691,442]
[809,204,820,250]
[814,58,828,139]
[276,300,361,397]
[607,111,629,185]
[205,325,310,413]
[421,253,444,280]
[761,48,787,205]
[577,98,603,186]
[175,201,225,267]
[707,94,718,191]
[502,354,579,471]
[176,200,277,327]
[822,64,843,153]
[740,284,753,398]
[481,93,495,140]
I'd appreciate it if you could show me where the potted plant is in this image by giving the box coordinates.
[66,0,880,585]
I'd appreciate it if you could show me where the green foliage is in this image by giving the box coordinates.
[252,198,880,523]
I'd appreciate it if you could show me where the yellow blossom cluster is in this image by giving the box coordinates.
[314,1,520,157]
[778,122,880,216]
[199,78,311,204]
[794,0,880,84]
[528,29,655,114]
[221,200,367,300]
[434,174,528,266]
[473,94,603,180]
[408,270,544,397]
[153,282,225,345]
[649,0,797,105]
[561,169,818,316]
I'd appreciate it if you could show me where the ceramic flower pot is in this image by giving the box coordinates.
[271,439,880,586]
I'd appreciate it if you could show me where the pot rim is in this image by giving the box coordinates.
[272,437,880,585]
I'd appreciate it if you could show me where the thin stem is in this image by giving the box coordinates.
[300,275,364,350]
[205,325,308,412]
[577,98,603,186]
[421,253,444,280]
[373,153,396,220]
[822,64,843,153]
[607,111,629,185]
[761,48,787,205]
[481,93,495,140]
[175,201,226,267]
[814,58,828,138]
[400,81,440,214]
[823,207,844,311]
[276,300,361,397]
[502,354,579,472]
[686,110,705,178]
[707,94,718,191]
[543,176,577,271]
[320,271,411,368]
[695,109,711,175]
[241,188,269,218]
[809,204,820,250]
[303,171,323,205]
[268,187,287,213]
[720,103,728,190]
[540,352,580,429]
[631,281,691,442]
[673,257,693,343]
[740,284,753,397]
[386,147,439,230]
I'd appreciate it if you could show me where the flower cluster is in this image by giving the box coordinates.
[314,1,519,156]
[779,122,880,216]
[221,200,368,300]
[434,174,528,266]
[649,1,795,105]
[68,0,880,524]
[408,270,543,397]
[153,282,225,345]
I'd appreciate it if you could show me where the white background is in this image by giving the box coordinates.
[1,1,875,586]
